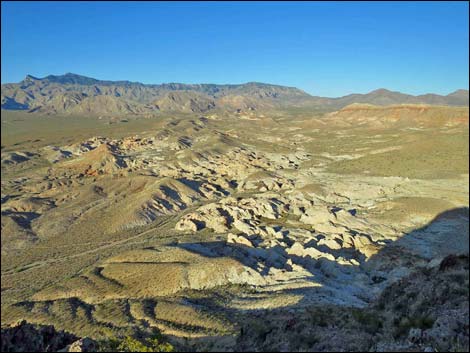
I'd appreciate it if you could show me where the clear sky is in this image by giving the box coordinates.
[1,1,468,97]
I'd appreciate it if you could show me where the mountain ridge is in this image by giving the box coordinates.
[1,73,468,115]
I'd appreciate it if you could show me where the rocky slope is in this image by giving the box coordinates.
[327,88,469,108]
[234,254,469,352]
[1,73,311,115]
[324,103,469,129]
[3,255,466,352]
[1,320,174,352]
[1,320,96,352]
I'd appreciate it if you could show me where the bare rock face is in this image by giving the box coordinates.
[227,232,253,247]
[175,196,288,234]
[298,206,336,225]
[59,337,97,352]
[287,241,335,261]
[175,216,201,232]
[59,142,126,176]
[0,320,96,352]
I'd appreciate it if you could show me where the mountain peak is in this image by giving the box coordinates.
[447,89,469,97]
[369,88,394,95]
[43,73,99,85]
[24,74,40,81]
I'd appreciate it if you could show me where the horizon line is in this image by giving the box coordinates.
[1,72,468,99]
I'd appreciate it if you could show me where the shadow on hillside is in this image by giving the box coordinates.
[165,207,469,348]
[2,208,468,351]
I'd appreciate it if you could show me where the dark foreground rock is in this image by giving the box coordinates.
[233,254,469,352]
[1,320,96,352]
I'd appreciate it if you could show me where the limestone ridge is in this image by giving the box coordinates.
[1,73,468,114]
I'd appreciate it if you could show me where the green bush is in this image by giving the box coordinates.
[393,315,435,338]
[351,309,383,334]
[307,308,329,327]
[98,335,174,352]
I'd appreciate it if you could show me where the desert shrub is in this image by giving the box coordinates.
[351,309,383,334]
[249,320,272,341]
[293,332,319,349]
[98,335,174,352]
[307,308,329,327]
[446,336,469,352]
[393,315,435,338]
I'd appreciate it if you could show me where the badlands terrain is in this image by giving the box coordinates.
[1,75,469,352]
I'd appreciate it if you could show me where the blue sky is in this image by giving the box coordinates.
[1,1,468,97]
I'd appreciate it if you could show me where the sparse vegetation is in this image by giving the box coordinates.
[351,308,384,334]
[98,335,174,352]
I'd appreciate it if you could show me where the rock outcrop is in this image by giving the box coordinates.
[1,320,96,352]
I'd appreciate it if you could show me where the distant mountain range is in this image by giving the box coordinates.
[1,73,468,115]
